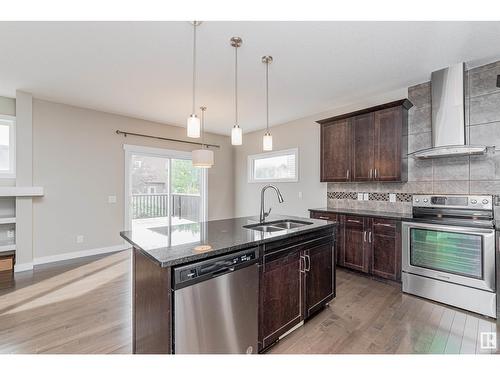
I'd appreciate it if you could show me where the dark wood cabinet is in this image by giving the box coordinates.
[259,246,304,349]
[374,106,406,181]
[317,99,412,183]
[259,230,335,350]
[352,113,374,181]
[310,211,401,281]
[321,119,351,182]
[370,218,401,281]
[304,241,335,318]
[343,216,370,273]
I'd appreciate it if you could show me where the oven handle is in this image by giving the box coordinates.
[401,221,495,236]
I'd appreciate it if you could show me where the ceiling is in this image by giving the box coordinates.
[1,21,500,135]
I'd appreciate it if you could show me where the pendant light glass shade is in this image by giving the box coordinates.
[231,125,242,145]
[192,106,214,168]
[263,131,273,151]
[187,114,201,138]
[192,148,214,168]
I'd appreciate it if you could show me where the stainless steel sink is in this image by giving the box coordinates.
[244,219,313,232]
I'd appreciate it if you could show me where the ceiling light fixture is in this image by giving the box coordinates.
[230,37,243,146]
[262,55,273,151]
[187,21,202,138]
[192,106,214,168]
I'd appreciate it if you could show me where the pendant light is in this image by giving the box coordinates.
[262,56,273,151]
[192,106,214,168]
[230,37,243,145]
[187,21,201,138]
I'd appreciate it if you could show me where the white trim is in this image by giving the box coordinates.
[247,147,299,183]
[14,262,34,273]
[33,243,130,267]
[123,144,192,159]
[0,114,16,121]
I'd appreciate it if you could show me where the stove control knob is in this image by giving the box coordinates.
[482,199,489,205]
[423,198,428,203]
[471,199,477,204]
[414,198,420,203]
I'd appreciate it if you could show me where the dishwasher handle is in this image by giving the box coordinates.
[173,247,259,290]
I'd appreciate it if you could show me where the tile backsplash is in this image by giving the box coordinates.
[327,60,500,213]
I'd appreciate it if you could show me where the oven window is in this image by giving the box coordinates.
[410,228,483,279]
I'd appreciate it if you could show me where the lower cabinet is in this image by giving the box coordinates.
[259,232,335,351]
[309,211,401,281]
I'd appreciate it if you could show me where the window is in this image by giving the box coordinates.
[248,148,298,183]
[0,117,15,178]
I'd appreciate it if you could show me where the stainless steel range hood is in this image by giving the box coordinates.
[412,63,491,159]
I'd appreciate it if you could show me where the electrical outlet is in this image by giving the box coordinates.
[389,193,396,203]
[298,192,303,199]
[7,230,15,238]
[108,195,117,204]
[76,235,84,244]
[363,193,369,201]
[357,193,363,201]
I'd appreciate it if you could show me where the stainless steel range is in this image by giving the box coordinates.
[402,194,496,318]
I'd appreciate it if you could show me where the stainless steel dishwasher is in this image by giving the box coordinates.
[173,248,259,354]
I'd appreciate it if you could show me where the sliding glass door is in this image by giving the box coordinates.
[124,145,207,231]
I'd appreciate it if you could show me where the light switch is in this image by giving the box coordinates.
[363,193,369,201]
[357,193,363,201]
[76,235,84,244]
[108,195,117,204]
[298,192,303,199]
[389,193,396,203]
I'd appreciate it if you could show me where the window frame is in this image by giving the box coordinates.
[247,147,299,183]
[0,115,16,179]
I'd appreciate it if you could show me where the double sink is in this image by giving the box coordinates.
[243,219,313,233]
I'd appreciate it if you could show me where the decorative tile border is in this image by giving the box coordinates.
[328,191,412,203]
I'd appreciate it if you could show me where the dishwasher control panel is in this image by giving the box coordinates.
[173,247,259,289]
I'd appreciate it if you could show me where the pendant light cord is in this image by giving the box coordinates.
[265,60,269,132]
[200,106,206,146]
[192,22,197,114]
[235,45,238,127]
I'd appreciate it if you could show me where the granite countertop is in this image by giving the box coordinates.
[120,214,335,268]
[309,207,413,221]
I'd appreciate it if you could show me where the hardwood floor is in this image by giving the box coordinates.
[0,250,498,354]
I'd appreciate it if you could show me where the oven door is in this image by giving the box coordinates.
[402,221,495,292]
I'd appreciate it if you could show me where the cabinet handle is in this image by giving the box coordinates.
[363,231,367,242]
[369,231,372,243]
[374,169,378,179]
[319,216,330,220]
[300,255,306,274]
[347,219,362,223]
[305,254,311,272]
[374,223,395,228]
[346,169,350,180]
[369,169,373,179]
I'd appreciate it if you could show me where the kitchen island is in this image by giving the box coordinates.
[120,214,336,354]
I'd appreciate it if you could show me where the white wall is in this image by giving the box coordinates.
[234,87,408,218]
[32,99,234,260]
[0,96,15,116]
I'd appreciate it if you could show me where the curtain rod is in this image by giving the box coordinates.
[115,130,220,149]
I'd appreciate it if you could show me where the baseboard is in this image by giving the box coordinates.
[14,262,34,273]
[13,243,131,273]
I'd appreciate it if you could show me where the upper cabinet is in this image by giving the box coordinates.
[317,99,412,183]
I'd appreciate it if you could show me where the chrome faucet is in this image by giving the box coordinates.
[260,185,284,223]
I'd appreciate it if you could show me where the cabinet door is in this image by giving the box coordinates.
[259,248,304,349]
[352,113,374,181]
[304,241,335,318]
[309,211,344,267]
[370,218,401,281]
[321,119,351,182]
[374,107,402,181]
[343,216,370,273]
